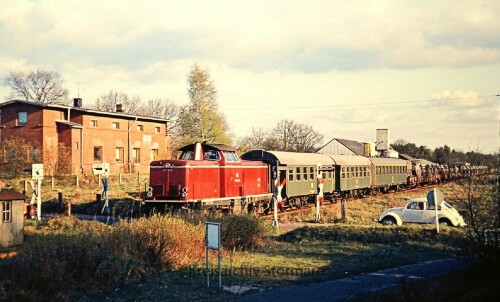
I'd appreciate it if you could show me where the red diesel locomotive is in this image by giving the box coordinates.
[145,142,272,213]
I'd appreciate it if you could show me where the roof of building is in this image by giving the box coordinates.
[334,138,366,156]
[399,153,415,161]
[55,120,84,128]
[317,138,365,155]
[0,190,29,201]
[0,100,169,123]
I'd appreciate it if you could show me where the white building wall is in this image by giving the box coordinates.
[317,140,356,156]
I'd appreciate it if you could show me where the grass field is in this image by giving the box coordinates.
[0,179,496,301]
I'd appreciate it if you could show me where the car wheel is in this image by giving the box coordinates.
[439,218,451,226]
[382,217,396,226]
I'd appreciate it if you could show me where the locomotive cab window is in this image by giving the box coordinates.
[223,151,239,162]
[204,150,219,160]
[180,151,194,160]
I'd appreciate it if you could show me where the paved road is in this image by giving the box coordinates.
[237,258,468,302]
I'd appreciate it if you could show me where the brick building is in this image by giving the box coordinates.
[0,99,171,175]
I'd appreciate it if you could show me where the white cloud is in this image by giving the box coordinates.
[0,0,499,153]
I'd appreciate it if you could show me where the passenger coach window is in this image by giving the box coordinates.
[288,169,294,181]
[342,167,345,178]
[296,167,301,181]
[303,167,308,180]
[309,167,314,179]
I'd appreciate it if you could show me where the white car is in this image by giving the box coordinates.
[378,197,466,227]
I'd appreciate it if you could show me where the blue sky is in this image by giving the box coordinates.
[0,0,498,153]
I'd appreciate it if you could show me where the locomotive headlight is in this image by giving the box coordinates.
[147,192,153,197]
[182,192,187,198]
[182,187,188,193]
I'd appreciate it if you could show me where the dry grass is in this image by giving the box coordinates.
[283,183,466,224]
[0,215,207,301]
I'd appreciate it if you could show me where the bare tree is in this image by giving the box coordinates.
[271,119,297,151]
[94,90,143,114]
[291,124,324,152]
[238,128,268,150]
[141,98,179,121]
[4,70,69,104]
[239,121,323,152]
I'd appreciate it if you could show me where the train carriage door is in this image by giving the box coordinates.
[319,165,335,193]
[278,168,287,200]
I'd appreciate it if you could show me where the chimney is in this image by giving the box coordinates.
[73,98,82,107]
[116,103,123,112]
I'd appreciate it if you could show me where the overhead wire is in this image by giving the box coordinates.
[224,94,497,111]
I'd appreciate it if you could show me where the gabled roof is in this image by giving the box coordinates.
[0,100,168,123]
[335,138,365,156]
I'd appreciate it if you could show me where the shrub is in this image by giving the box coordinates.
[217,214,270,251]
[107,215,205,270]
[1,232,126,301]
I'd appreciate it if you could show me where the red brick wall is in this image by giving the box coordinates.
[1,102,170,175]
[0,102,45,148]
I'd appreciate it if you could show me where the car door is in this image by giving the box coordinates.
[402,201,424,223]
[422,203,438,223]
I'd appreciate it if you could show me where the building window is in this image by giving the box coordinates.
[155,126,161,133]
[17,112,27,126]
[116,147,124,162]
[132,148,140,163]
[150,149,158,161]
[90,120,98,127]
[112,122,120,129]
[2,201,12,222]
[94,146,103,162]
[137,125,144,132]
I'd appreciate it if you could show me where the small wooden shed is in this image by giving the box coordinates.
[0,190,27,247]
